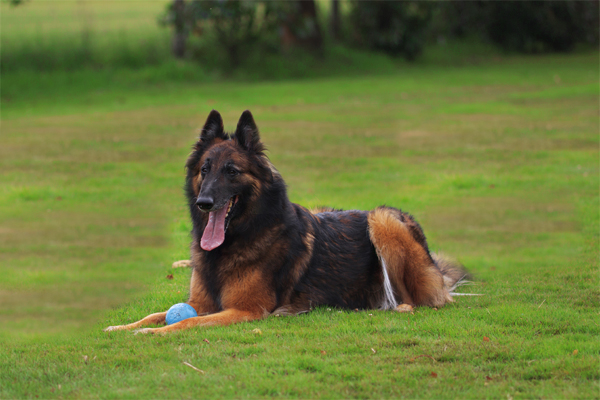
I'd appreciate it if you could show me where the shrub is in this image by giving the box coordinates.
[486,1,598,52]
[159,0,324,67]
[348,1,434,61]
[436,1,599,53]
[160,0,261,66]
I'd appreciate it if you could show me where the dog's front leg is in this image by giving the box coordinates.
[104,312,167,332]
[134,308,264,335]
[105,267,219,332]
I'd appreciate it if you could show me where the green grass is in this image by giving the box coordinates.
[1,0,171,72]
[1,2,599,398]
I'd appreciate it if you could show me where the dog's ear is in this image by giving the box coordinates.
[235,110,271,180]
[199,110,225,142]
[188,110,226,170]
[234,110,263,153]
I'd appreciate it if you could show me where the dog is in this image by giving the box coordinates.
[105,110,467,334]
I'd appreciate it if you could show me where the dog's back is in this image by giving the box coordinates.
[279,206,466,314]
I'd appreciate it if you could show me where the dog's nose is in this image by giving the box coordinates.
[195,196,214,211]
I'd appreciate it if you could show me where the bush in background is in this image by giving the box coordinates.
[436,0,599,53]
[348,1,434,61]
[3,0,599,74]
[160,0,261,67]
[265,1,323,52]
[485,1,599,53]
[159,0,323,67]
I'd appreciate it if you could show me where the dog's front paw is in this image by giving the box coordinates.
[104,325,128,332]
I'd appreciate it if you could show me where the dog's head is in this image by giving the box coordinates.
[185,110,273,251]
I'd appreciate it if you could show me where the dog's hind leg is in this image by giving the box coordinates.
[367,207,453,309]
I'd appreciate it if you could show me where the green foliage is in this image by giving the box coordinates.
[160,0,262,66]
[437,1,600,53]
[265,0,323,51]
[159,0,323,66]
[485,1,599,53]
[348,0,434,61]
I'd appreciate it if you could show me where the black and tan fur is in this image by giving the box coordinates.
[105,110,467,334]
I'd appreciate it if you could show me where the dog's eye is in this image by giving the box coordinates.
[201,166,208,175]
[227,168,239,177]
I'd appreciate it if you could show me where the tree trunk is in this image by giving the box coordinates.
[330,0,340,41]
[278,0,324,53]
[298,0,323,51]
[172,0,187,58]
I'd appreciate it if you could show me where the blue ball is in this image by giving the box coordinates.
[165,303,198,325]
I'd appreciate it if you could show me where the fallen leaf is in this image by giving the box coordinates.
[486,376,493,381]
[573,350,578,355]
[252,328,262,335]
[483,336,490,342]
[320,350,326,355]
[430,372,438,378]
[371,348,376,354]
[203,338,210,344]
[166,274,174,280]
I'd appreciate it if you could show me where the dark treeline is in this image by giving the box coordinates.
[4,0,598,74]
[161,0,599,63]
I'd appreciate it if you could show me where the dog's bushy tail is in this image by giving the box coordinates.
[431,252,472,296]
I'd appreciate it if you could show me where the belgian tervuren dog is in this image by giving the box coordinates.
[105,110,467,334]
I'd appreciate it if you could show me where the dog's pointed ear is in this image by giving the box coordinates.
[234,110,262,152]
[200,110,224,141]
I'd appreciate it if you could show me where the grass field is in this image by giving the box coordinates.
[1,2,599,399]
[1,0,170,72]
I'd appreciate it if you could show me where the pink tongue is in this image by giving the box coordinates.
[200,200,230,251]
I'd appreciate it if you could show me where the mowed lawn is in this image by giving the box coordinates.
[1,51,598,397]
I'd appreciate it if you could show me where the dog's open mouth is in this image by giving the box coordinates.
[200,196,238,251]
